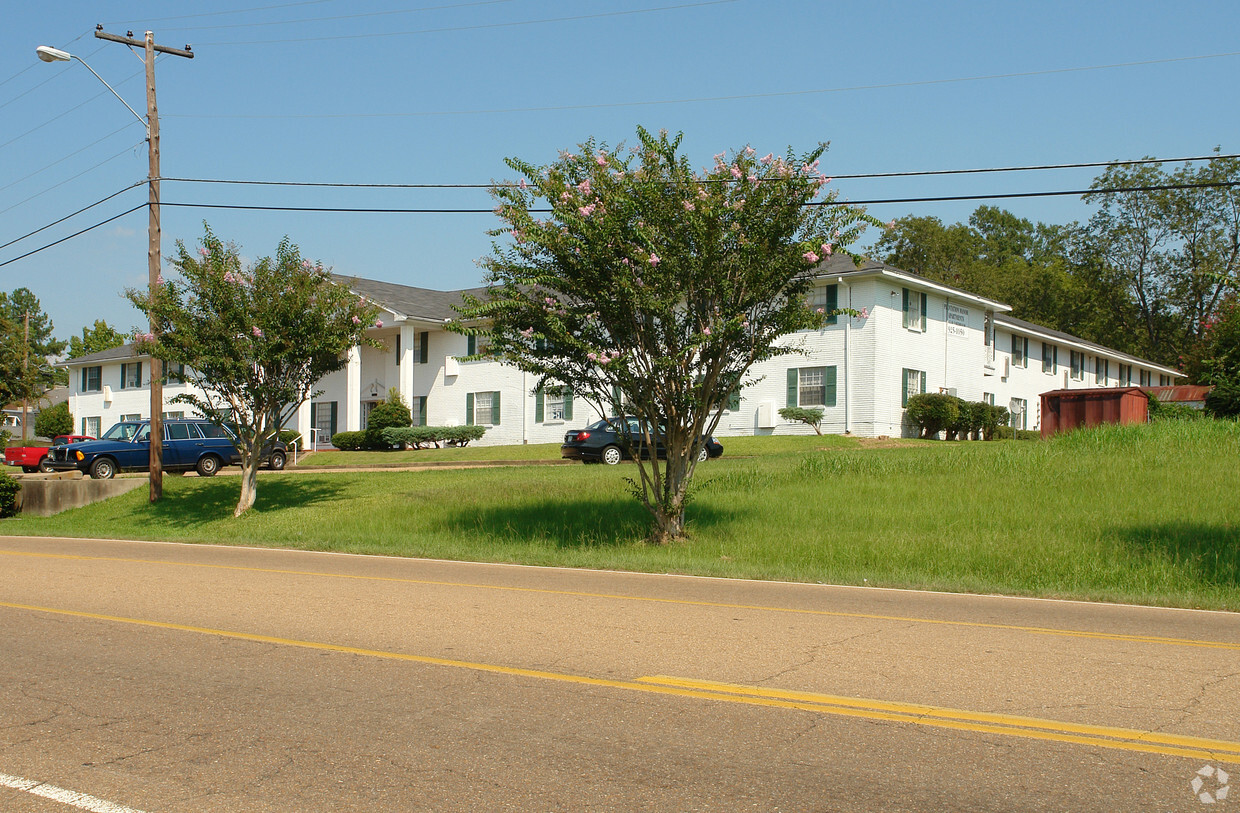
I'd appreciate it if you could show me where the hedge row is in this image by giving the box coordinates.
[905,393,1011,440]
[331,425,487,450]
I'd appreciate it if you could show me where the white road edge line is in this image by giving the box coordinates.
[0,772,148,813]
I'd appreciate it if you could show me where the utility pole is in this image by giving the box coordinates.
[94,27,193,502]
[21,312,28,443]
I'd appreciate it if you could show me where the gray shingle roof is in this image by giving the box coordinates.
[64,343,143,365]
[334,275,489,322]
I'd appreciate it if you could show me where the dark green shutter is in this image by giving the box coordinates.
[727,389,740,411]
[920,293,928,331]
[825,367,837,407]
[564,389,573,421]
[120,365,125,388]
[419,332,429,363]
[902,289,910,328]
[535,388,544,423]
[611,385,622,412]
[787,368,799,407]
[466,392,474,425]
[329,402,338,438]
[418,396,427,426]
[136,362,142,388]
[825,285,839,326]
[492,392,500,425]
[467,335,476,356]
[901,369,909,407]
[80,368,86,391]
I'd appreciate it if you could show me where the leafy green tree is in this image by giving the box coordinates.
[34,401,73,438]
[778,406,824,435]
[455,127,879,543]
[129,226,380,517]
[0,288,67,388]
[1083,155,1240,366]
[67,320,128,359]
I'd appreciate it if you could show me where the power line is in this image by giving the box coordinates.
[164,50,1240,119]
[191,0,740,45]
[0,204,146,269]
[0,122,138,195]
[149,0,515,32]
[103,0,340,25]
[0,181,146,252]
[149,180,1240,215]
[157,153,1240,190]
[0,143,143,218]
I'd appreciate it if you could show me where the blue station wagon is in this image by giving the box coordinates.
[47,419,243,479]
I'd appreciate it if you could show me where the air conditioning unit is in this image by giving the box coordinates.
[102,385,113,404]
[443,356,460,377]
[1003,357,1010,377]
[1063,371,1069,388]
[757,401,776,428]
[939,387,957,397]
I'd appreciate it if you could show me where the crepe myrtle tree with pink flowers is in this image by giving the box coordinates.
[454,127,881,543]
[127,225,381,517]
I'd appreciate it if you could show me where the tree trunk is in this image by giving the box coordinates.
[234,455,259,518]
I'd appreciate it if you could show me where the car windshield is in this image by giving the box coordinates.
[585,420,617,431]
[101,422,143,441]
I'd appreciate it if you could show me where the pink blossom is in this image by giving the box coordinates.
[223,271,235,283]
[730,165,743,179]
[816,308,825,315]
[374,319,384,328]
[545,297,556,305]
[595,152,608,166]
[560,191,572,202]
[697,188,709,200]
[760,153,774,165]
[683,200,696,211]
[648,254,660,266]
[747,174,758,183]
[518,178,528,190]
[599,356,610,365]
[635,277,644,287]
[703,326,712,336]
[859,308,869,318]
[198,247,208,258]
[578,203,597,217]
[803,251,820,264]
[352,315,361,324]
[252,326,263,338]
[155,274,164,286]
[887,220,896,230]
[520,327,534,338]
[621,258,630,266]
[744,146,755,156]
[577,179,592,195]
[821,243,833,257]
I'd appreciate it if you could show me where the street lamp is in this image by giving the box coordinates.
[37,31,192,502]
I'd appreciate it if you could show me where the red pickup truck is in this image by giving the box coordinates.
[2,435,95,473]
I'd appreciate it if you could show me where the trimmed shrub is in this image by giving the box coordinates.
[995,426,1039,441]
[905,393,960,439]
[364,389,413,448]
[35,401,73,439]
[779,406,824,435]
[381,425,487,449]
[979,404,1010,441]
[278,429,303,447]
[0,472,20,518]
[331,430,368,450]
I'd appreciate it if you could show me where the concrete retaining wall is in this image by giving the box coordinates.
[13,472,145,517]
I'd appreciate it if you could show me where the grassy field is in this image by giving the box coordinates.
[4,421,1237,610]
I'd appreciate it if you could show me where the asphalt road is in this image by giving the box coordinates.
[1,535,1237,812]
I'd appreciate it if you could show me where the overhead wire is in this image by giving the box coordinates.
[0,204,146,269]
[0,181,146,251]
[103,0,342,25]
[147,0,515,32]
[189,0,741,45]
[156,153,1240,190]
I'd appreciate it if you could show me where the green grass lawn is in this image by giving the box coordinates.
[5,420,1238,610]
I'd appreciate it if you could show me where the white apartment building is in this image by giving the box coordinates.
[62,256,1180,445]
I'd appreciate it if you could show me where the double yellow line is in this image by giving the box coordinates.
[3,598,1239,765]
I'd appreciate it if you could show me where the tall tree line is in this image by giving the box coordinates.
[874,155,1239,381]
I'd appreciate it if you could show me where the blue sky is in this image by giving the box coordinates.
[3,0,1238,343]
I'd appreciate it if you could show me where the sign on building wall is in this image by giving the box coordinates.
[947,304,969,338]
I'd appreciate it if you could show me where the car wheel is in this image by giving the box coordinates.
[89,457,116,480]
[196,455,221,477]
[38,459,54,473]
[601,445,623,465]
[697,447,709,462]
[268,451,286,471]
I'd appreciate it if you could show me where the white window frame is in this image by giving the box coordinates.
[798,366,827,408]
[902,369,925,407]
[545,389,567,421]
[472,391,499,425]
